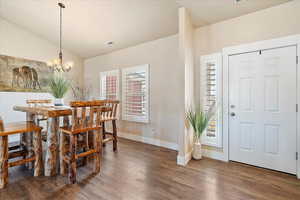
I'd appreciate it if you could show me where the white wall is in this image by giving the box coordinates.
[0,92,52,123]
[194,0,300,156]
[0,17,84,140]
[84,35,184,148]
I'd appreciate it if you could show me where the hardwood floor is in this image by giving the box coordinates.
[0,138,300,200]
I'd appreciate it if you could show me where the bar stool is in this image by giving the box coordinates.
[101,100,119,151]
[0,116,43,189]
[60,101,103,184]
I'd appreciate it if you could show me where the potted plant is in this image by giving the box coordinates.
[49,74,70,106]
[187,104,215,160]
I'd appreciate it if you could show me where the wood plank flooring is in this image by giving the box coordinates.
[0,138,300,200]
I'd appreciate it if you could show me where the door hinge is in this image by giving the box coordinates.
[296,152,298,160]
[296,104,298,112]
[297,56,298,64]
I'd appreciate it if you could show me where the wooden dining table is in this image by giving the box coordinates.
[13,105,72,176]
[13,105,113,176]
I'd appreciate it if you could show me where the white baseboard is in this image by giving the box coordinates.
[202,148,228,162]
[117,132,227,164]
[118,132,178,151]
[177,151,192,166]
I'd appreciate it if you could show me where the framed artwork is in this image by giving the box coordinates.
[0,54,54,92]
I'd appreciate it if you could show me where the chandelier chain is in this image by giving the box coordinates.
[60,4,62,56]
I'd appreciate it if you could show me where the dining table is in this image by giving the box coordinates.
[13,104,113,176]
[13,105,72,176]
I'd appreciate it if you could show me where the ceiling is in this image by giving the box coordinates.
[177,0,291,27]
[0,0,291,58]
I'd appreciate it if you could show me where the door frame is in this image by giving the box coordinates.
[222,34,300,178]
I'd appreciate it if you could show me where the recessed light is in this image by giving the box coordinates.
[235,0,242,3]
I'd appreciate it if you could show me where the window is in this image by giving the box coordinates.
[100,70,119,100]
[122,64,149,123]
[200,53,222,148]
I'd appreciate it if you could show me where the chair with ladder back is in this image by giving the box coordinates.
[0,116,43,189]
[100,100,119,151]
[60,101,104,184]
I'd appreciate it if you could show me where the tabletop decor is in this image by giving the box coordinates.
[49,74,70,106]
[71,82,92,100]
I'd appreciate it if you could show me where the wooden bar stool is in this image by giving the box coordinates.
[0,117,43,189]
[19,100,51,169]
[60,101,104,184]
[101,100,119,151]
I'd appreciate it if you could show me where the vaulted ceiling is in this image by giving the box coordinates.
[0,0,291,58]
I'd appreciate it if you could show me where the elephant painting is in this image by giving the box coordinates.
[12,66,41,89]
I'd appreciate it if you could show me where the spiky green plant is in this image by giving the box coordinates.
[49,74,70,98]
[186,104,215,140]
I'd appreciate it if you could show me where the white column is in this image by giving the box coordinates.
[177,7,195,166]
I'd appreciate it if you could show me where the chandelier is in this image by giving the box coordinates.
[47,3,73,72]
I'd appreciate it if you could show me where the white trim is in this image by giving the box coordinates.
[202,148,227,162]
[177,151,192,166]
[222,51,230,163]
[222,34,300,178]
[223,34,300,56]
[121,64,150,123]
[200,53,223,148]
[297,40,300,179]
[118,132,178,151]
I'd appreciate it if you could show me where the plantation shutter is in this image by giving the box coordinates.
[205,63,217,136]
[100,70,119,100]
[201,53,222,148]
[122,64,149,123]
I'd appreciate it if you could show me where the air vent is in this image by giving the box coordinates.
[106,41,114,46]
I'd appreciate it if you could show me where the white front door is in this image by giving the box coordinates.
[229,46,297,174]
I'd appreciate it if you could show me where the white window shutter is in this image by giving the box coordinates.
[200,53,222,148]
[99,70,119,100]
[122,64,149,123]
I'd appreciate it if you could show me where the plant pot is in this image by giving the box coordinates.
[54,98,64,106]
[192,140,202,160]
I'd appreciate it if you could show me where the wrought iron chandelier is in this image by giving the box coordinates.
[47,3,73,72]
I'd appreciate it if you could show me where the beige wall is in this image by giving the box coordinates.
[195,1,300,58]
[194,0,300,153]
[0,17,84,102]
[0,17,84,142]
[196,0,300,103]
[84,0,300,154]
[84,35,184,145]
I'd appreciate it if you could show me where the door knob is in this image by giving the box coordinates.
[230,112,236,117]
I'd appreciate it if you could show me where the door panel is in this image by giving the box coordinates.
[264,124,279,154]
[229,46,297,174]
